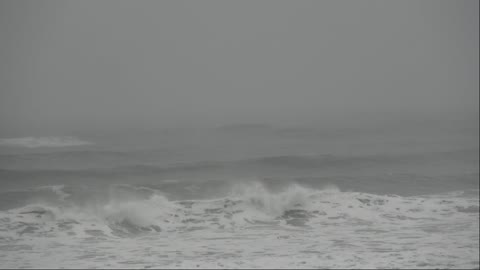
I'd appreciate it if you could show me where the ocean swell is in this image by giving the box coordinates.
[0,137,92,148]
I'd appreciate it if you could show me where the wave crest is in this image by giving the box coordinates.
[0,136,92,148]
[0,183,477,240]
[229,182,317,217]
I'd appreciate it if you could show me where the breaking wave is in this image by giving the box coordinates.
[0,182,477,240]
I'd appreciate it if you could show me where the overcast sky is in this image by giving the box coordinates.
[0,0,478,135]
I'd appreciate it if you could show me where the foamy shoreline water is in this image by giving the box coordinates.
[0,129,477,269]
[0,183,478,269]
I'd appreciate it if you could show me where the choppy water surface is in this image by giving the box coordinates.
[0,126,478,268]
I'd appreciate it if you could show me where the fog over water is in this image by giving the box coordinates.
[0,1,478,269]
[0,0,478,135]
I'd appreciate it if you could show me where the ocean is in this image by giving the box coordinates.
[0,124,478,268]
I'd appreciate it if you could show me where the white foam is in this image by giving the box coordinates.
[0,136,92,148]
[0,184,478,268]
[101,194,175,229]
[229,182,316,217]
[37,185,71,201]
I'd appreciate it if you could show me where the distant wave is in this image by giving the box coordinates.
[0,136,92,148]
[246,148,479,168]
[0,148,477,178]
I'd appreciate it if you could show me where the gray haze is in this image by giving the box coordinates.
[0,0,478,135]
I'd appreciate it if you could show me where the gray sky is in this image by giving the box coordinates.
[0,0,478,134]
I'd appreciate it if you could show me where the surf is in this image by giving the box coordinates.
[0,182,477,240]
